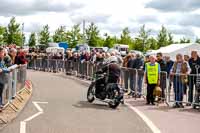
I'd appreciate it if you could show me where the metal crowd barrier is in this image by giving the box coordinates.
[120,67,145,99]
[29,58,200,108]
[0,65,27,113]
[168,73,200,108]
[30,58,65,73]
[28,59,99,80]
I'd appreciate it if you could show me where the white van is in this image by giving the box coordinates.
[46,47,65,54]
[76,44,90,52]
[113,44,129,56]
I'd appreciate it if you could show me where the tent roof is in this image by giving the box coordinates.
[151,43,197,54]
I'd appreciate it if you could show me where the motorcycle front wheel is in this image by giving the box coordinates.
[87,83,95,103]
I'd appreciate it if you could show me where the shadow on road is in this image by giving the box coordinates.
[143,104,200,114]
[127,100,150,107]
[178,108,200,114]
[73,101,120,111]
[145,105,177,112]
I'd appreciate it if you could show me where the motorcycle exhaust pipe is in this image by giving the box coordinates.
[96,98,113,104]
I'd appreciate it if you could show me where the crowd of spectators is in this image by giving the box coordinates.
[0,46,27,111]
[27,48,200,108]
[123,51,199,108]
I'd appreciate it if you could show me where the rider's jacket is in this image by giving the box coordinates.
[101,63,121,83]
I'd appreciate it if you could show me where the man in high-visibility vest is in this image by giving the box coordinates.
[144,55,160,105]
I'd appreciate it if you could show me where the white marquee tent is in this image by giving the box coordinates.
[149,43,200,60]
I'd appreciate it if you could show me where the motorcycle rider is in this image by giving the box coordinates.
[95,56,121,98]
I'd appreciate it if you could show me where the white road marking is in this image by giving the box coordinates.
[125,102,161,133]
[33,102,44,112]
[24,112,43,122]
[20,101,48,133]
[33,101,48,104]
[20,122,26,133]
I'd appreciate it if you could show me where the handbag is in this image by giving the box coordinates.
[153,86,162,97]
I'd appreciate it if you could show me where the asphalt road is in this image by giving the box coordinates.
[1,70,152,133]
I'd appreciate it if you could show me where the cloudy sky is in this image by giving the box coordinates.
[0,0,200,41]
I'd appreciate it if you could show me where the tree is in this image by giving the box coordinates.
[39,25,50,45]
[66,24,82,48]
[4,17,24,46]
[103,33,117,48]
[180,37,191,43]
[195,37,200,44]
[28,32,36,47]
[0,26,6,45]
[157,25,169,48]
[168,32,174,45]
[53,26,67,43]
[135,25,151,51]
[147,37,158,50]
[86,22,100,47]
[119,27,132,45]
[97,37,104,47]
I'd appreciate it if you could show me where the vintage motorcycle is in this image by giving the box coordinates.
[87,73,124,109]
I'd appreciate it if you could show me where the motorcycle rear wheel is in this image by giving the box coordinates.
[108,89,121,109]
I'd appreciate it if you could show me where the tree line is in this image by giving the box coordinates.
[0,17,200,52]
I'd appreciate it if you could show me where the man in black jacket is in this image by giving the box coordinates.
[156,52,167,100]
[127,54,136,95]
[188,51,200,105]
[131,54,144,97]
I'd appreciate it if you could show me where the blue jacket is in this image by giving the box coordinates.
[0,59,10,73]
[166,60,174,75]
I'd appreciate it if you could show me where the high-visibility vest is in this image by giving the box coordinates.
[146,62,159,84]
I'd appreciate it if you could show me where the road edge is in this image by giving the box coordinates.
[0,81,33,131]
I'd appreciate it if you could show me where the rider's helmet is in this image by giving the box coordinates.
[104,56,118,65]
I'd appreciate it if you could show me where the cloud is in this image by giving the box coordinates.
[169,27,195,37]
[145,0,200,12]
[136,15,159,24]
[71,14,111,24]
[178,14,200,27]
[24,22,43,33]
[0,0,84,16]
